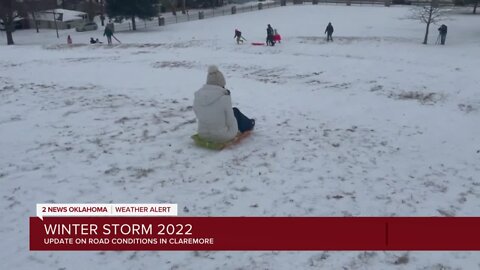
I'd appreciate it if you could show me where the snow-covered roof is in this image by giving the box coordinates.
[0,16,23,24]
[35,9,87,22]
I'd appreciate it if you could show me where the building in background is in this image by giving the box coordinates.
[30,8,87,29]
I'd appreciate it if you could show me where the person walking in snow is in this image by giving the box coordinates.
[325,22,334,42]
[193,65,255,143]
[266,24,275,46]
[67,35,72,45]
[104,24,114,45]
[438,24,447,45]
[234,29,245,44]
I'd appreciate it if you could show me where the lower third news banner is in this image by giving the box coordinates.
[30,217,480,250]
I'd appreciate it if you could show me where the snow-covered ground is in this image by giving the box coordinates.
[1,4,480,269]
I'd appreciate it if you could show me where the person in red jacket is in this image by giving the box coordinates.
[273,29,282,44]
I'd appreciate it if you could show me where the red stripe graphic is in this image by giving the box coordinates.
[30,217,480,251]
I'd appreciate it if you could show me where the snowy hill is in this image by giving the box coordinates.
[1,4,480,269]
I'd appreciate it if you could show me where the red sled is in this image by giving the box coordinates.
[251,42,265,46]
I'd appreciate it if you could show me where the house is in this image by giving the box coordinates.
[31,9,87,30]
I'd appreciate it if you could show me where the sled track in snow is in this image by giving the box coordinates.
[44,40,215,50]
[297,36,416,45]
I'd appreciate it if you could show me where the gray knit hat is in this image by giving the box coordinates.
[206,65,226,87]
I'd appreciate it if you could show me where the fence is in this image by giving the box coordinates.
[284,0,453,6]
[112,0,452,32]
[113,1,281,32]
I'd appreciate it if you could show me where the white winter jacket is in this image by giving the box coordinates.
[193,84,239,143]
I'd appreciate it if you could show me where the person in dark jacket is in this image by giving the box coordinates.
[234,29,245,44]
[325,22,334,42]
[104,24,113,45]
[438,24,447,45]
[266,24,275,46]
[90,38,102,44]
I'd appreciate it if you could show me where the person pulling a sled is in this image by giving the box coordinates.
[104,24,114,45]
[234,29,245,44]
[193,65,255,143]
[266,24,275,46]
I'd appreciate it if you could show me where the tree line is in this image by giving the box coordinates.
[0,0,226,45]
[1,0,478,45]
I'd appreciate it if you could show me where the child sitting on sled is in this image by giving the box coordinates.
[193,65,255,144]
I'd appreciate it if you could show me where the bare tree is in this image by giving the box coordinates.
[0,0,27,45]
[169,0,177,15]
[106,0,158,31]
[24,0,56,33]
[465,0,479,14]
[100,0,105,26]
[56,0,83,10]
[409,0,449,44]
[86,0,104,22]
[25,0,41,33]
